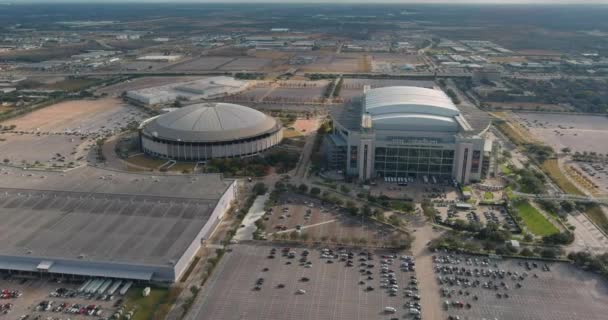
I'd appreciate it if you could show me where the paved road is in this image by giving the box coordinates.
[410,216,446,320]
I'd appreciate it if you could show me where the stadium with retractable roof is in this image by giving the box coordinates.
[324,85,493,184]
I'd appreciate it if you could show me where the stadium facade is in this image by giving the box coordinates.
[139,102,283,161]
[324,86,492,184]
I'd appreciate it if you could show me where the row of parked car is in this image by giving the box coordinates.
[0,289,21,299]
[36,301,103,316]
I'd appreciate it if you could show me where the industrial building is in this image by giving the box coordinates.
[323,86,492,184]
[0,166,236,283]
[136,55,181,62]
[139,102,283,161]
[126,76,250,106]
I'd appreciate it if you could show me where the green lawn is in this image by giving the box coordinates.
[500,164,512,175]
[484,191,494,200]
[515,201,559,236]
[123,286,170,320]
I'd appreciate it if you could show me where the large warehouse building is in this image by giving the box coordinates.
[0,166,236,283]
[139,102,283,161]
[126,76,250,106]
[324,86,492,184]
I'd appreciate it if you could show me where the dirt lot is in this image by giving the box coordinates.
[187,244,418,320]
[2,99,143,133]
[291,118,321,135]
[263,193,407,247]
[302,55,363,73]
[218,57,273,71]
[432,254,608,320]
[0,99,147,167]
[513,112,608,155]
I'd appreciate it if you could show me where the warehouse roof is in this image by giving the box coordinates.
[0,166,232,269]
[142,102,281,142]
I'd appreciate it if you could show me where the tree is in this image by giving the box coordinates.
[310,187,321,196]
[298,184,308,193]
[361,205,372,217]
[523,233,534,242]
[520,247,534,256]
[560,201,574,213]
[252,182,268,195]
[346,201,359,216]
[340,185,350,194]
[275,181,286,191]
[540,248,559,259]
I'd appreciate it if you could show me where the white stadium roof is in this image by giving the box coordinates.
[365,86,459,117]
[142,102,280,142]
[364,86,461,132]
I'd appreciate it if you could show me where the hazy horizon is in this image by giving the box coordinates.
[6,0,608,4]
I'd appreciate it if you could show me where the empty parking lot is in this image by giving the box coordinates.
[187,244,418,320]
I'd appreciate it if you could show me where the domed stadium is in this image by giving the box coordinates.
[139,102,283,160]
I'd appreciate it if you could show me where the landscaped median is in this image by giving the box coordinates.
[513,200,559,236]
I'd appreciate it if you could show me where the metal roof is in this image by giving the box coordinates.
[371,113,459,132]
[49,265,153,281]
[142,102,280,142]
[365,86,460,118]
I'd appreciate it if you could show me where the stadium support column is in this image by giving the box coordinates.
[454,140,473,184]
[358,134,374,182]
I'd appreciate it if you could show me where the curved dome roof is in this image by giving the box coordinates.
[142,103,280,142]
[365,86,459,117]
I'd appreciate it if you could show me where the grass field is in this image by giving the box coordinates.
[585,205,608,234]
[45,78,101,91]
[500,163,512,175]
[515,200,559,236]
[484,191,494,200]
[541,160,584,196]
[495,121,527,147]
[123,287,171,320]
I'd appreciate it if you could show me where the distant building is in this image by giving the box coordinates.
[473,65,502,84]
[136,55,182,62]
[126,76,250,106]
[270,28,290,32]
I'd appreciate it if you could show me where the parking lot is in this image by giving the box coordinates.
[0,277,132,319]
[433,254,608,320]
[369,177,459,203]
[263,193,407,247]
[570,161,608,194]
[513,112,608,155]
[435,205,519,231]
[0,99,147,168]
[188,244,421,320]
